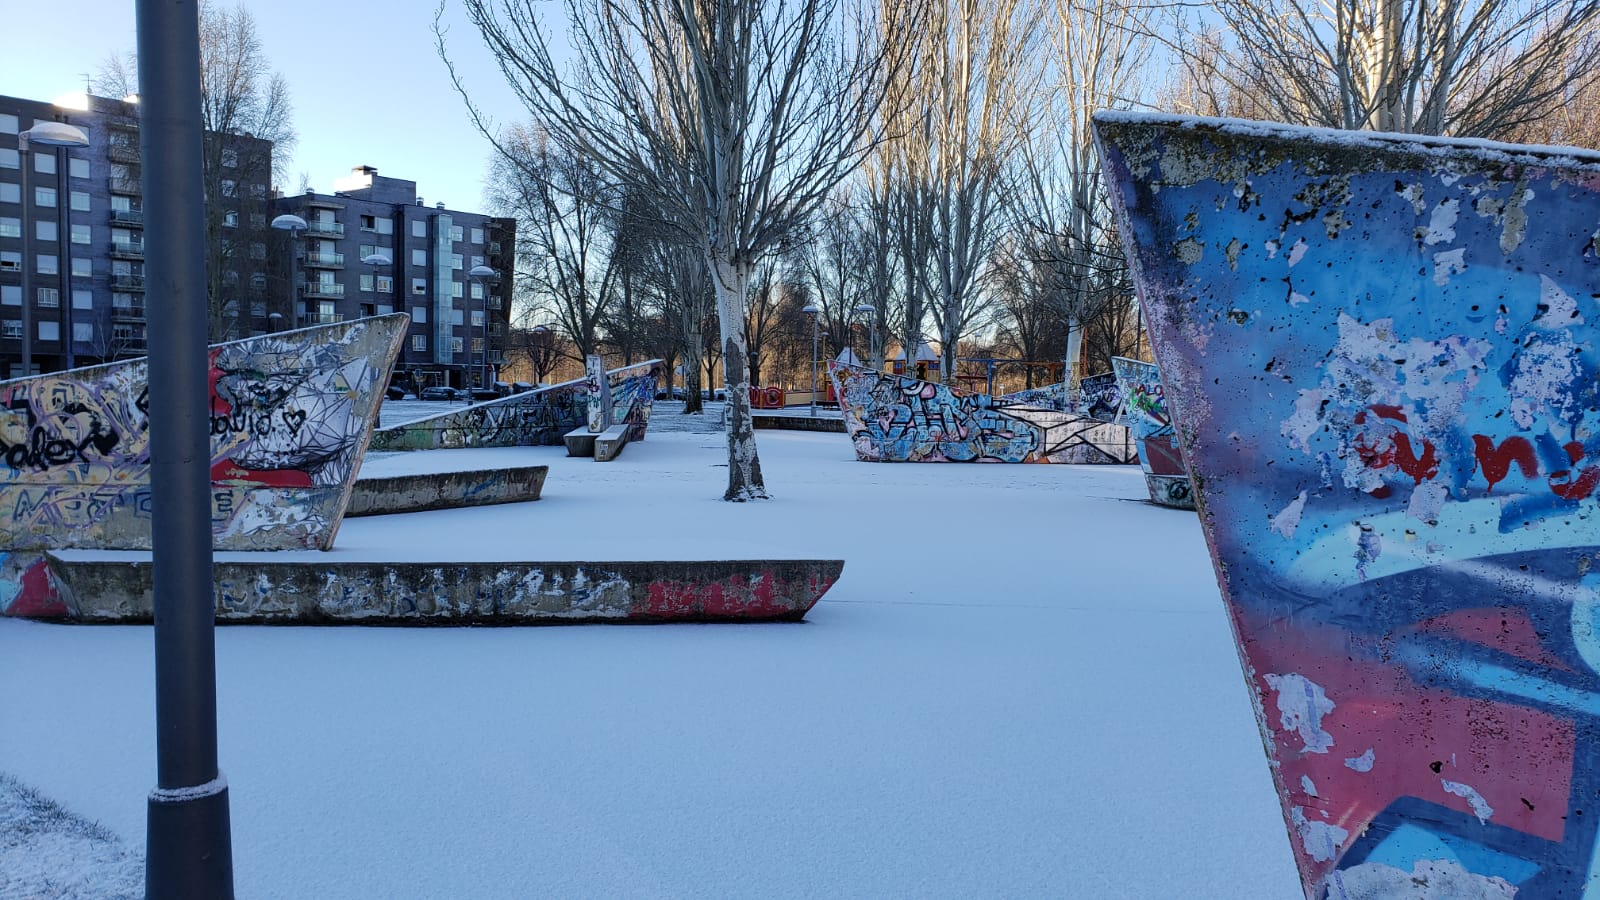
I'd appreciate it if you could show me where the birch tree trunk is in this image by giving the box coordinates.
[710,254,767,500]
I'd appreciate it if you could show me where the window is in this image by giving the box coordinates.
[0,251,19,271]
[112,292,137,309]
[0,184,18,204]
[412,334,426,352]
[471,227,484,244]
[36,255,58,275]
[251,273,267,290]
[449,225,463,241]
[250,242,266,260]
[110,195,131,212]
[34,152,55,175]
[0,114,17,134]
[360,214,377,232]
[221,148,238,168]
[411,249,427,267]
[36,221,56,242]
[411,278,426,296]
[470,282,483,300]
[70,192,90,212]
[375,217,393,235]
[451,337,463,353]
[360,274,374,292]
[451,281,463,298]
[0,218,17,238]
[471,255,484,268]
[37,287,59,307]
[411,306,426,324]
[35,186,56,208]
[451,309,464,326]
[69,158,89,179]
[450,253,463,270]
[0,148,16,169]
[377,276,392,293]
[38,321,59,341]
[224,270,240,286]
[250,213,266,229]
[221,179,236,197]
[73,289,92,309]
[472,337,484,353]
[71,258,91,278]
[412,220,426,238]
[223,211,237,228]
[0,285,18,304]
[74,322,94,341]
[1,320,19,338]
[471,310,485,327]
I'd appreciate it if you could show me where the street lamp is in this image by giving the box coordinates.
[801,303,820,417]
[17,121,89,378]
[852,303,876,370]
[363,253,399,384]
[469,264,498,390]
[269,213,307,329]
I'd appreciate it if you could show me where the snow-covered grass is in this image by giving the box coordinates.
[0,404,1303,898]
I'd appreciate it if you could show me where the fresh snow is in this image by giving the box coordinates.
[2,402,1303,898]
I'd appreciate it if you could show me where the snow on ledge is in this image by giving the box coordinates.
[1092,110,1600,172]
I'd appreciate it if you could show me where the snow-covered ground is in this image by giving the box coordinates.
[0,402,1303,898]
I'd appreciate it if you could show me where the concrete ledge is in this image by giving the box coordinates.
[593,424,631,462]
[564,427,597,457]
[753,413,847,433]
[45,555,844,625]
[347,466,548,517]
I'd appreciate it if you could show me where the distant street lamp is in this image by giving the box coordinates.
[469,264,498,390]
[852,303,876,370]
[801,303,820,417]
[363,253,399,383]
[267,312,283,332]
[269,213,307,329]
[17,121,89,378]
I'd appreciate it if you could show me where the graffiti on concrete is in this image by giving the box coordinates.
[999,372,1122,423]
[0,315,404,617]
[46,555,843,624]
[1110,357,1194,509]
[371,361,660,451]
[1099,111,1600,898]
[830,364,1134,464]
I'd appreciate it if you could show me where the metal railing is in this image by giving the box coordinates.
[110,208,144,226]
[111,239,145,258]
[110,274,146,291]
[304,221,344,238]
[300,282,345,298]
[297,313,345,326]
[304,251,344,268]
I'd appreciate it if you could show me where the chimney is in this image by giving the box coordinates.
[416,197,424,206]
[435,202,445,209]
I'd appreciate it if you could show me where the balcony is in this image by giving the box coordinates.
[486,296,503,310]
[304,221,344,239]
[110,239,145,260]
[108,144,140,164]
[488,241,502,254]
[303,251,344,269]
[109,209,144,227]
[109,177,141,195]
[111,303,145,320]
[298,313,345,327]
[110,274,146,291]
[300,282,344,298]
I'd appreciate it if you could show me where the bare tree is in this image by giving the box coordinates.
[488,124,623,364]
[97,1,296,341]
[441,0,905,500]
[1166,0,1600,138]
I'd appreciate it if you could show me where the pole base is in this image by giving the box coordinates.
[146,784,234,899]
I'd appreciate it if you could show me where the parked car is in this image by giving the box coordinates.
[420,386,462,401]
[385,385,408,401]
[511,382,534,394]
[469,387,502,401]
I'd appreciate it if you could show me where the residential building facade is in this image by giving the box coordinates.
[0,92,273,377]
[270,167,516,390]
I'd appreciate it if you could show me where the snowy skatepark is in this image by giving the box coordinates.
[0,401,1303,898]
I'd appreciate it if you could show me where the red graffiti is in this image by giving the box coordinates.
[1473,435,1538,492]
[1357,406,1600,501]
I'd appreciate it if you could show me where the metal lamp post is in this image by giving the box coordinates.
[269,214,306,330]
[17,122,89,378]
[362,253,398,384]
[801,303,820,417]
[469,264,497,390]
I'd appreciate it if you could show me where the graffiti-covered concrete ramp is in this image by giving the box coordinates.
[0,314,405,554]
[372,360,661,451]
[1109,357,1193,509]
[829,364,1132,464]
[1098,111,1600,898]
[46,554,842,624]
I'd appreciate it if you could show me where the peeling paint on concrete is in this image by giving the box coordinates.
[1265,672,1335,754]
[1441,779,1494,824]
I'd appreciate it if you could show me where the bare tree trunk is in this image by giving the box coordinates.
[710,254,767,500]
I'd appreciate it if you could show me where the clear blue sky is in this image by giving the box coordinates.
[6,0,540,215]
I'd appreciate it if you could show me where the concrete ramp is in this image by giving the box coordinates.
[46,555,843,625]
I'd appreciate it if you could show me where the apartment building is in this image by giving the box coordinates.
[0,92,273,377]
[270,166,516,390]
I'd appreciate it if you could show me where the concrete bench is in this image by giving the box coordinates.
[347,466,547,517]
[565,423,631,460]
[593,424,632,462]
